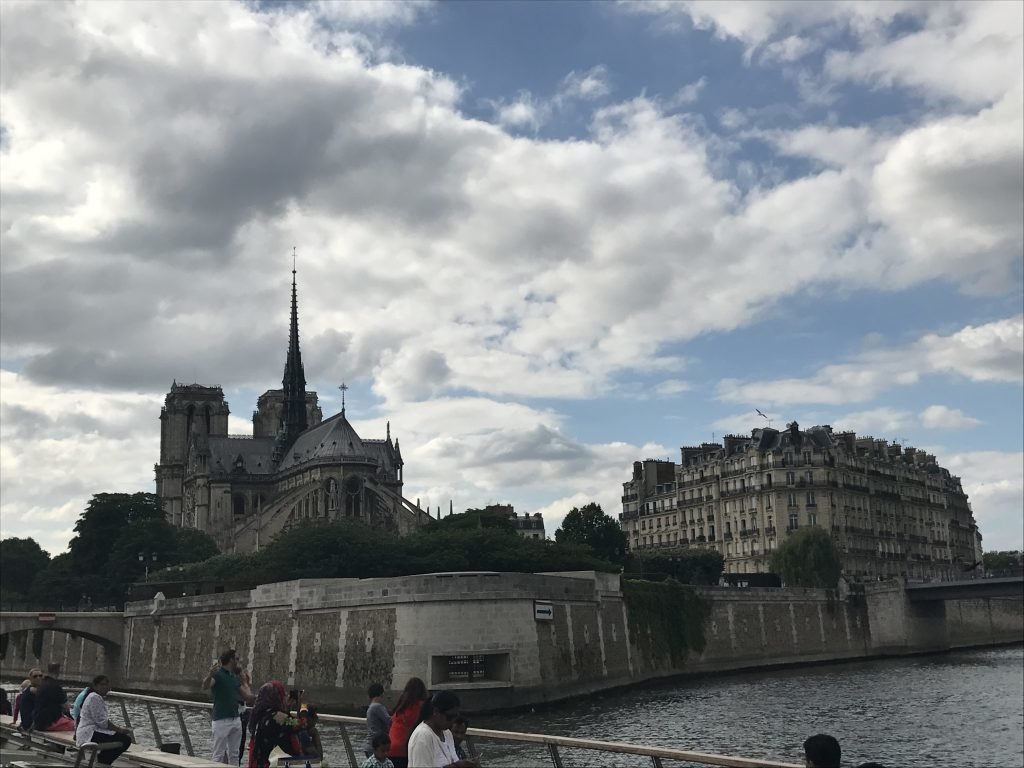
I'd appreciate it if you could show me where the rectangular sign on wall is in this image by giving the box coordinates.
[534,600,554,621]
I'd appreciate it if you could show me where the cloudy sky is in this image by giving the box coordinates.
[1,0,1022,556]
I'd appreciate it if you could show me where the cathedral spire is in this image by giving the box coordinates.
[277,251,308,456]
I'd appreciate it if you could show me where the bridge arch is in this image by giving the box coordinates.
[0,612,125,683]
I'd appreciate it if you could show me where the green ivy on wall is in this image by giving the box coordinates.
[623,578,710,668]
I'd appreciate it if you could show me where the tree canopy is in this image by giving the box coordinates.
[6,492,220,606]
[162,517,617,586]
[769,526,842,588]
[626,547,724,585]
[0,537,51,599]
[554,503,627,564]
[982,550,1022,576]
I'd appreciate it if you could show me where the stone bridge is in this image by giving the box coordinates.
[0,612,126,683]
[906,576,1024,602]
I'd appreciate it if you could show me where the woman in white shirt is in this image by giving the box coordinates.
[406,691,478,768]
[75,675,133,766]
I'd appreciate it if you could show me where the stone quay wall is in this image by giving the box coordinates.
[2,572,1021,711]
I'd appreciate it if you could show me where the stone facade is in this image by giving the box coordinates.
[154,271,432,552]
[620,422,981,581]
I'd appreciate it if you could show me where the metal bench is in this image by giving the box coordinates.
[0,715,224,768]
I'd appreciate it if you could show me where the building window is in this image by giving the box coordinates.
[788,493,798,507]
[809,512,818,526]
[786,472,796,485]
[431,653,511,685]
[788,513,798,530]
[805,470,813,484]
[807,492,816,506]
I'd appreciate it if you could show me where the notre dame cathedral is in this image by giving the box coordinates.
[154,268,433,552]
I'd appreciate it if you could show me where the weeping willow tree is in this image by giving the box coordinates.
[770,526,842,588]
[623,578,709,667]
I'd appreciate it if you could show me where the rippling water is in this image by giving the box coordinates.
[473,646,1024,768]
[7,647,1022,768]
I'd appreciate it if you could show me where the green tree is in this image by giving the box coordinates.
[0,537,51,599]
[164,517,619,588]
[29,552,97,607]
[770,527,842,588]
[630,548,724,585]
[555,503,627,563]
[173,527,220,564]
[983,550,1022,576]
[108,518,180,588]
[435,508,516,534]
[69,492,164,576]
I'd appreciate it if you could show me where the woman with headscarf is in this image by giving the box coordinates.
[246,681,301,768]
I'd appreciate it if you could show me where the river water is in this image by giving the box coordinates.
[6,647,1023,768]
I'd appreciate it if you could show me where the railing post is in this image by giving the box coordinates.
[145,701,163,748]
[651,756,664,768]
[547,742,564,768]
[337,722,358,768]
[174,704,195,756]
[117,698,132,731]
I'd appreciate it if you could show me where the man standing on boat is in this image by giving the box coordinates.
[204,649,252,764]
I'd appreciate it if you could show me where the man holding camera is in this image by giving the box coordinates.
[203,649,252,764]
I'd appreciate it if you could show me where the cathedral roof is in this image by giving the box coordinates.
[208,436,276,475]
[277,411,368,471]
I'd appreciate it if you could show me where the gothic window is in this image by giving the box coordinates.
[232,494,246,518]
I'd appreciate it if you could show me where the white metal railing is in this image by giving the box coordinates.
[98,690,802,768]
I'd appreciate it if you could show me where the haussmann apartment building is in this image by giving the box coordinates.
[619,422,983,581]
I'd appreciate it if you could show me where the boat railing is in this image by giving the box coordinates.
[104,690,802,768]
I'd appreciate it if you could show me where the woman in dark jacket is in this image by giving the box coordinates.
[247,680,301,768]
[32,676,73,732]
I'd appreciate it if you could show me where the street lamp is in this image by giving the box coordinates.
[138,551,158,581]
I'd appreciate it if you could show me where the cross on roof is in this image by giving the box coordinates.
[338,382,348,416]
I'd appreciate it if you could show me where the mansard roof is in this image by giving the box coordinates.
[208,436,276,475]
[277,411,369,471]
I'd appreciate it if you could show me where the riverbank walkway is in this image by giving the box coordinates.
[2,691,803,768]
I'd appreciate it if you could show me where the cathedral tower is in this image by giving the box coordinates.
[274,263,309,461]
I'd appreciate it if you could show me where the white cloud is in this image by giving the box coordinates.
[558,65,611,101]
[761,35,819,63]
[624,1,921,49]
[654,379,691,396]
[0,370,162,555]
[943,451,1024,550]
[312,0,433,27]
[0,1,1021,553]
[919,405,982,430]
[719,316,1024,406]
[491,91,548,131]
[833,407,913,435]
[670,77,706,106]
